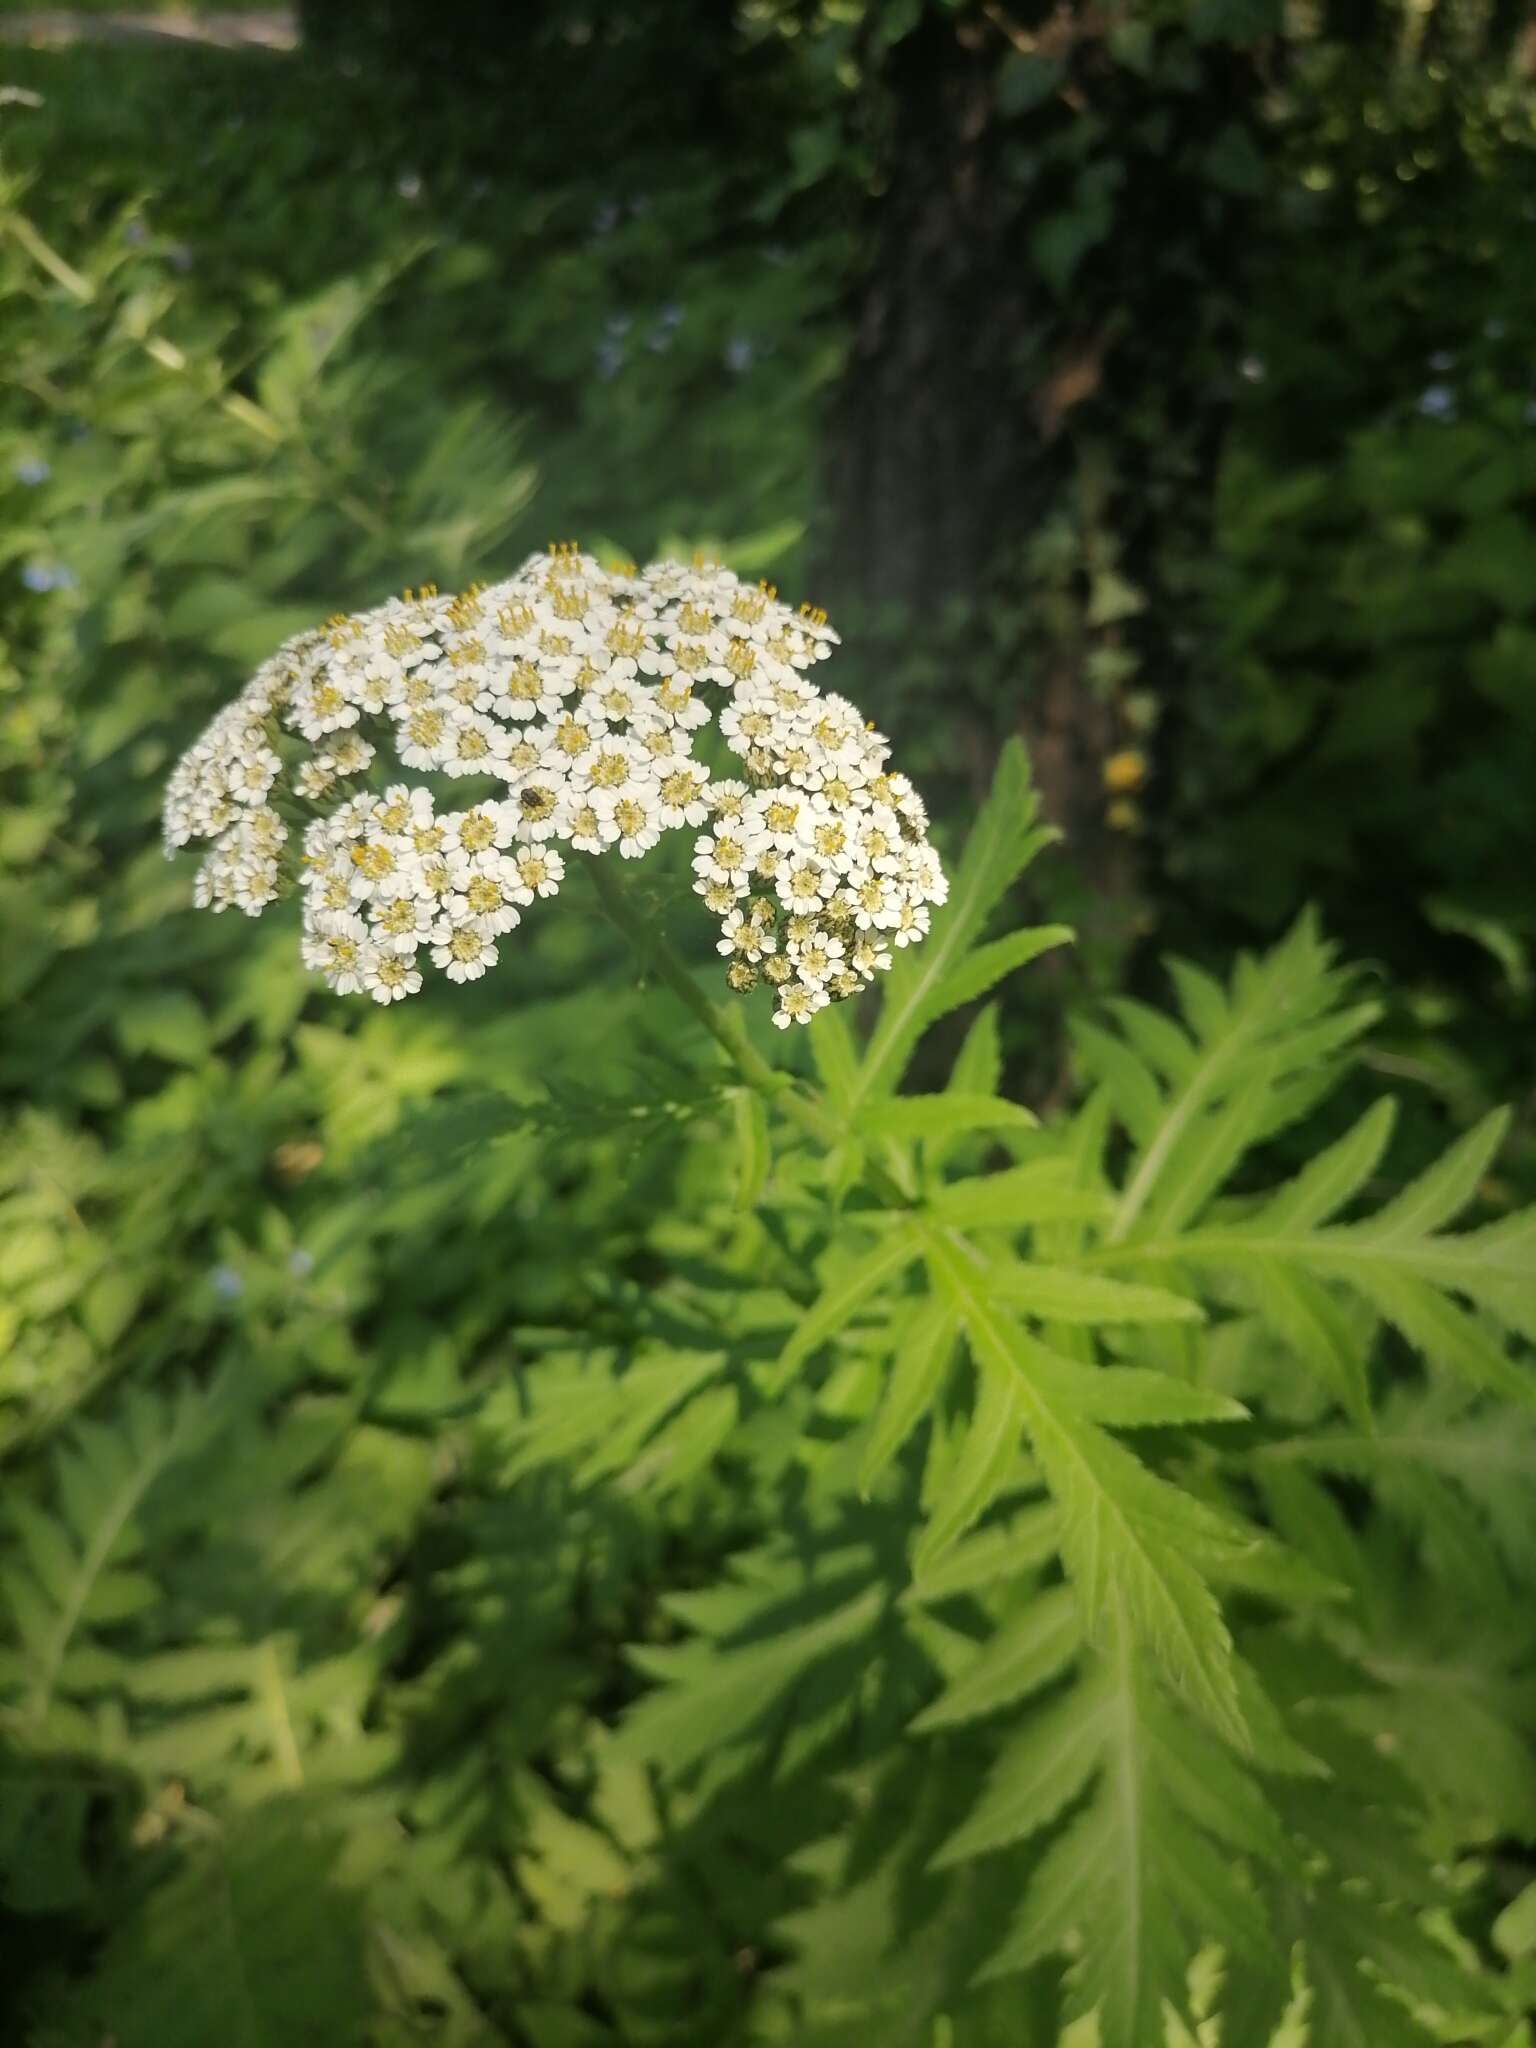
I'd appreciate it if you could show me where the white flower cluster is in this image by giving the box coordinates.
[163,547,946,1024]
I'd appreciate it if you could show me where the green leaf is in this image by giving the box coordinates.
[619,1385,739,1494]
[853,741,1057,1106]
[1042,1367,1247,1430]
[1346,1106,1508,1243]
[859,1297,958,1499]
[903,1501,1060,1605]
[919,1225,1247,1746]
[932,1667,1114,1865]
[614,1584,884,1773]
[1104,919,1370,1244]
[778,1229,924,1375]
[913,925,1073,1034]
[979,1262,1202,1326]
[966,1633,1284,2044]
[1094,1072,1534,1406]
[1139,1049,1282,1238]
[857,1093,1038,1143]
[115,991,209,1066]
[1,1385,208,1731]
[911,1584,1080,1732]
[1248,1260,1371,1422]
[730,1087,770,1213]
[1258,1098,1398,1232]
[575,1354,730,1485]
[1104,999,1197,1089]
[36,1799,373,2048]
[1346,1268,1535,1407]
[489,1350,725,1486]
[912,1365,1028,1573]
[1071,1019,1164,1148]
[808,1002,861,1113]
[947,1002,1003,1099]
[928,1161,1114,1231]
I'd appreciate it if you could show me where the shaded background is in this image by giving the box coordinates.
[2,0,1535,2039]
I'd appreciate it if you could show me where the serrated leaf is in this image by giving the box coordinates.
[1043,1366,1247,1430]
[1106,919,1366,1244]
[808,1002,861,1112]
[1257,1098,1398,1232]
[914,925,1073,1031]
[919,1225,1247,1747]
[574,1353,728,1484]
[903,1501,1060,1605]
[1139,1050,1281,1238]
[859,1297,958,1498]
[912,1584,1080,1732]
[618,1385,738,1494]
[928,1161,1114,1231]
[1099,1106,1536,1404]
[37,1800,372,2048]
[1350,1107,1509,1243]
[947,1002,1003,1099]
[778,1229,923,1375]
[1347,1268,1536,1407]
[913,1364,1028,1572]
[1248,1259,1371,1422]
[853,741,1056,1106]
[858,1092,1038,1143]
[980,1262,1202,1326]
[1071,1019,1164,1148]
[1,1385,207,1728]
[933,1667,1114,1865]
[614,1584,884,1772]
[971,1635,1282,2045]
[1104,999,1197,1089]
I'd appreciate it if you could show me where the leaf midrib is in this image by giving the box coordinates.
[30,1424,182,1723]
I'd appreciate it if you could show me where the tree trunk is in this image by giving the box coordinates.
[814,2,1282,957]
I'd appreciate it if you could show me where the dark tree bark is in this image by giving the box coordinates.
[814,2,1284,946]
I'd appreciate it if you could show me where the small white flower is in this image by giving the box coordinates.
[892,902,931,947]
[364,950,424,1003]
[692,830,751,888]
[432,920,499,982]
[772,983,827,1028]
[513,847,565,899]
[369,888,434,953]
[717,908,776,962]
[305,911,370,993]
[655,762,712,828]
[706,778,749,821]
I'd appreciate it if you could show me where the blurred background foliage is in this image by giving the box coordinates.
[1,0,1534,2040]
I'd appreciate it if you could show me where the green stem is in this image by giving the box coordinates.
[583,855,907,1198]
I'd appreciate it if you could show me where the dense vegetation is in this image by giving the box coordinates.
[2,4,1534,2043]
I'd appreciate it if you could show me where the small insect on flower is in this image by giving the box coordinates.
[162,548,946,1025]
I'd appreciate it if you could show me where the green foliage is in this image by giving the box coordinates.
[3,636,1534,2046]
[426,743,1533,2045]
[2,18,1535,2046]
[1169,40,1536,1096]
